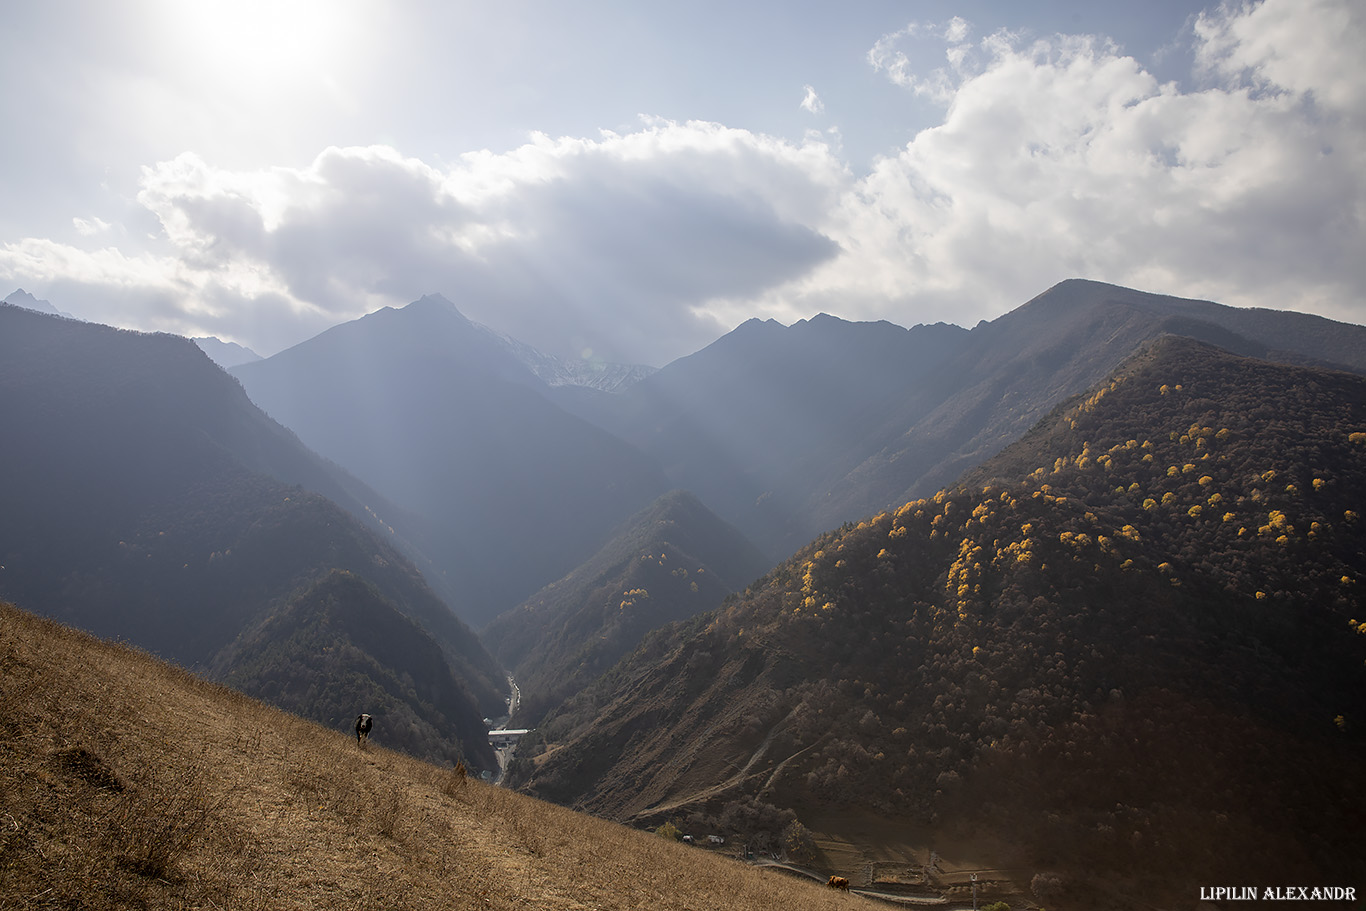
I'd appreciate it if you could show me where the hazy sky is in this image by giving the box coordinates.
[2,0,1362,365]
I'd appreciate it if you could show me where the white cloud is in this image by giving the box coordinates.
[800,85,824,114]
[3,122,846,365]
[867,17,978,103]
[943,17,971,45]
[867,23,923,91]
[781,0,1365,327]
[72,216,111,236]
[1193,0,1365,112]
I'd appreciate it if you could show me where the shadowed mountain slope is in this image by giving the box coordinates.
[482,490,770,728]
[0,303,403,547]
[0,303,504,765]
[232,295,670,625]
[554,313,971,557]
[523,336,1366,904]
[211,569,496,768]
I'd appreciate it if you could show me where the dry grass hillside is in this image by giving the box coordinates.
[0,602,866,911]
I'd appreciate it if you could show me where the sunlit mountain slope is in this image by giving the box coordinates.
[1,602,863,911]
[524,336,1366,904]
[482,490,770,730]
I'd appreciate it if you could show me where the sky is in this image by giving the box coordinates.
[2,0,1363,366]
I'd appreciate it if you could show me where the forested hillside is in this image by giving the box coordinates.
[483,490,770,728]
[212,570,496,768]
[524,336,1366,902]
[0,304,503,768]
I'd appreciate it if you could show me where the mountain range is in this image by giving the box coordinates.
[555,279,1366,560]
[6,277,1366,900]
[227,279,1366,634]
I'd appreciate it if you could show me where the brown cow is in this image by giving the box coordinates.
[827,875,850,890]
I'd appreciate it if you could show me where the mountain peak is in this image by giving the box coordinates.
[246,293,491,371]
[389,293,473,327]
[193,336,262,369]
[4,288,72,318]
[407,292,463,313]
[717,316,780,343]
[4,288,41,307]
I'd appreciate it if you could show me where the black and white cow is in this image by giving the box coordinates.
[355,713,373,746]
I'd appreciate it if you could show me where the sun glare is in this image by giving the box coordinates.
[161,0,359,94]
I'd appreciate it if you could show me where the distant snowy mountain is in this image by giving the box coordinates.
[193,336,262,369]
[476,323,656,393]
[4,289,75,319]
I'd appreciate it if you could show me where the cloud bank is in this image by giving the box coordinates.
[2,0,1362,364]
[4,125,845,364]
[794,0,1365,328]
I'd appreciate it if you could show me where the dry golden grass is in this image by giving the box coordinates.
[0,603,865,910]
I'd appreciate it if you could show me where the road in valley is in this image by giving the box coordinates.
[490,676,521,784]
